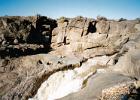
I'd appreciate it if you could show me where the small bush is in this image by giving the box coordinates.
[97,15,107,21]
[118,18,127,22]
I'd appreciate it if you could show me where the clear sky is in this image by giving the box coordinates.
[0,0,140,19]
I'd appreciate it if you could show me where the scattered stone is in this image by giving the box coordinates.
[101,82,134,100]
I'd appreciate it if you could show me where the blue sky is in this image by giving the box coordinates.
[0,0,140,19]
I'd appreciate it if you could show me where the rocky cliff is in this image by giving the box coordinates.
[0,16,140,100]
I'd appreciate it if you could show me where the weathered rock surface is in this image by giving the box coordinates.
[0,16,57,58]
[58,73,134,100]
[0,16,140,100]
[0,54,82,100]
[51,16,139,59]
[29,56,113,100]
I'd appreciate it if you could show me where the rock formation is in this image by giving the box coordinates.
[0,16,140,100]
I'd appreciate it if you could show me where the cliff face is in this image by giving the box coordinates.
[0,16,140,100]
[52,17,138,57]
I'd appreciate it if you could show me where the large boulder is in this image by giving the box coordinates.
[112,49,140,79]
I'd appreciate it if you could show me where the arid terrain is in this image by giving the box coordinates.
[0,16,140,100]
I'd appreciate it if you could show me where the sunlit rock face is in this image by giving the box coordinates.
[29,70,84,100]
[29,60,95,100]
[112,49,140,79]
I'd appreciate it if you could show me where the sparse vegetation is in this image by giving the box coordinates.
[118,18,127,22]
[58,16,68,23]
[136,17,140,22]
[97,15,107,21]
[36,14,41,19]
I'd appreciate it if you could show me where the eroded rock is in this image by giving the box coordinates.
[0,16,140,100]
[58,73,133,100]
[0,54,82,100]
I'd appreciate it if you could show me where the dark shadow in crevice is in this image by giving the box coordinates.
[0,46,51,59]
[135,88,140,100]
[26,25,42,44]
[127,87,140,100]
[87,22,96,33]
[27,16,57,45]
